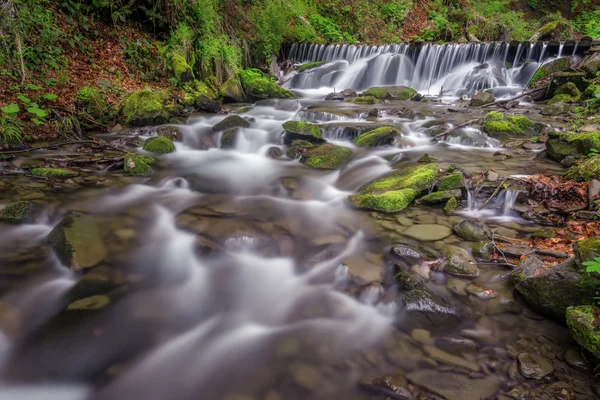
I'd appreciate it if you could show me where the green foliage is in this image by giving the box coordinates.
[309,14,345,42]
[0,104,23,144]
[574,8,600,38]
[584,256,600,274]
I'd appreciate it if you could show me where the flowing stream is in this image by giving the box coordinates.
[0,41,595,399]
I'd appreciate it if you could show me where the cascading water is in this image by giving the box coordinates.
[284,41,585,96]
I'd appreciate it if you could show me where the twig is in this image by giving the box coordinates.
[52,107,106,128]
[0,141,98,155]
[477,86,548,108]
[477,262,517,268]
[433,119,478,139]
[478,178,507,211]
[491,232,509,265]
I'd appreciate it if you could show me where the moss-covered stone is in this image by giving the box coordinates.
[221,128,240,149]
[566,305,600,357]
[353,126,401,147]
[548,94,575,105]
[282,121,323,144]
[297,143,352,169]
[180,80,221,112]
[297,61,326,72]
[0,201,36,223]
[123,88,168,126]
[213,115,250,131]
[566,156,600,182]
[444,197,458,214]
[546,131,600,161]
[346,96,379,104]
[362,86,417,100]
[549,83,582,104]
[527,57,572,88]
[580,52,600,79]
[221,76,245,103]
[170,53,192,82]
[482,111,536,138]
[239,68,296,102]
[48,212,107,270]
[420,189,462,204]
[76,86,107,119]
[143,136,175,154]
[529,19,571,41]
[442,245,479,277]
[438,173,464,191]
[124,154,155,176]
[541,102,570,116]
[549,72,589,95]
[31,168,77,178]
[574,237,600,263]
[470,91,495,107]
[156,125,182,141]
[350,188,417,213]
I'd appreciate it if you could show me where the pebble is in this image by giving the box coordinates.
[465,283,497,300]
[564,348,589,372]
[517,352,554,379]
[411,329,432,344]
[424,345,480,371]
[434,336,477,354]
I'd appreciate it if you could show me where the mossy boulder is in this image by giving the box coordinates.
[221,128,240,149]
[442,245,479,277]
[221,75,245,103]
[540,102,570,116]
[453,220,490,242]
[548,72,589,95]
[566,305,600,357]
[515,258,600,320]
[444,197,458,213]
[48,212,107,270]
[346,96,379,105]
[438,173,464,191]
[548,83,582,104]
[213,115,250,131]
[143,136,175,154]
[349,163,439,212]
[0,201,36,223]
[574,237,600,263]
[482,111,537,139]
[420,189,462,204]
[124,154,155,176]
[566,156,600,182]
[239,69,295,102]
[470,91,495,107]
[297,61,326,72]
[527,57,572,88]
[123,88,168,126]
[76,87,108,119]
[287,141,352,169]
[282,121,323,144]
[529,19,571,42]
[580,52,600,79]
[353,126,401,147]
[362,86,417,100]
[31,168,77,178]
[156,125,182,141]
[170,53,192,82]
[546,131,600,161]
[181,80,221,113]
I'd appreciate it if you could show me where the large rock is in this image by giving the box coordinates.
[546,130,600,161]
[143,136,175,154]
[580,51,600,78]
[0,201,36,224]
[213,115,250,131]
[282,121,323,144]
[548,73,588,96]
[353,126,401,147]
[566,305,600,357]
[286,141,351,170]
[452,220,490,241]
[527,57,572,88]
[180,80,221,113]
[170,53,192,82]
[510,256,545,285]
[482,111,539,139]
[470,91,495,107]
[350,163,439,212]
[517,352,554,379]
[540,102,570,116]
[239,69,296,102]
[220,75,245,103]
[442,245,479,277]
[362,86,417,100]
[514,258,600,320]
[123,89,168,126]
[48,212,107,270]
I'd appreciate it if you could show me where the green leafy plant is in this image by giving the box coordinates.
[0,104,23,144]
[584,256,600,274]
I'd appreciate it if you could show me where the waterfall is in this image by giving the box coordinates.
[502,189,520,216]
[284,41,589,96]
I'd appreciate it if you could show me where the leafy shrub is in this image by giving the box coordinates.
[309,14,345,42]
[574,8,600,37]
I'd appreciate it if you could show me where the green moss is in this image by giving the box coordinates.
[420,189,462,204]
[350,188,417,212]
[123,88,167,126]
[362,163,440,193]
[566,156,600,181]
[548,83,582,104]
[31,168,77,178]
[444,197,458,214]
[124,154,155,176]
[352,126,401,147]
[221,76,245,103]
[181,80,220,107]
[143,136,175,154]
[239,69,296,101]
[297,61,326,72]
[171,53,192,82]
[482,112,533,138]
[362,86,417,100]
[438,173,464,191]
[528,57,571,87]
[546,131,600,161]
[0,201,36,223]
[213,115,250,131]
[302,144,352,169]
[282,121,323,142]
[287,139,315,158]
[346,95,379,104]
[76,86,107,119]
[574,237,600,263]
[566,305,600,357]
[548,94,575,104]
[221,128,239,149]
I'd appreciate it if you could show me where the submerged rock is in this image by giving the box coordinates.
[567,305,600,357]
[123,88,168,126]
[350,163,439,212]
[48,212,107,270]
[143,136,175,154]
[0,201,36,223]
[470,91,495,107]
[442,245,479,277]
[403,224,452,241]
[213,115,250,131]
[452,220,490,242]
[282,121,324,144]
[353,126,401,147]
[362,86,417,100]
[287,141,351,170]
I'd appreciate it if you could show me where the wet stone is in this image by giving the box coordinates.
[465,283,497,300]
[434,336,477,354]
[517,352,554,379]
[403,224,452,241]
[446,277,469,296]
[407,370,499,400]
[452,220,490,242]
[502,246,535,257]
[564,348,589,372]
